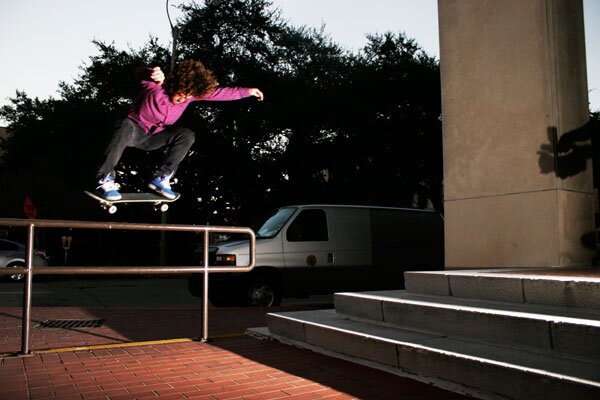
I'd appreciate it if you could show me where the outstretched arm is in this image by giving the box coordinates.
[200,87,264,101]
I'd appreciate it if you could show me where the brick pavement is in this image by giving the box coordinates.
[0,307,473,400]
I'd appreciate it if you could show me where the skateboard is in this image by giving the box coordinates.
[84,191,180,214]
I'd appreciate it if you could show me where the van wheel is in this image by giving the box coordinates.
[7,262,25,281]
[246,277,282,307]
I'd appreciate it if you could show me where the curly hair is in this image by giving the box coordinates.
[164,60,218,98]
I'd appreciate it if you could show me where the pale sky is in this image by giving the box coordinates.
[0,0,598,127]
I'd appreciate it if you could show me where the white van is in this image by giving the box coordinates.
[188,204,444,306]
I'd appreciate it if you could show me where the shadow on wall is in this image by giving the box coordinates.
[538,119,600,257]
[537,121,594,178]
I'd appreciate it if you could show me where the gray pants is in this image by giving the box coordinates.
[96,118,195,180]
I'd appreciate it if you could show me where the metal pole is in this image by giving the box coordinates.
[166,0,178,71]
[171,28,179,71]
[160,211,168,266]
[21,223,35,355]
[201,230,210,341]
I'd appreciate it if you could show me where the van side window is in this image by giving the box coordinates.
[286,209,329,242]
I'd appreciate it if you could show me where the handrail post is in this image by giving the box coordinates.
[21,223,35,355]
[201,229,210,342]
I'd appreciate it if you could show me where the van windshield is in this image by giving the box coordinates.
[253,207,297,238]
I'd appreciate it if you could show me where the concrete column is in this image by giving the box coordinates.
[439,0,594,268]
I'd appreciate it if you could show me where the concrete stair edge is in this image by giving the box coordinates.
[403,269,600,309]
[333,290,600,359]
[333,290,600,322]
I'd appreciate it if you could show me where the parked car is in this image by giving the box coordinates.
[0,239,49,281]
[188,204,444,307]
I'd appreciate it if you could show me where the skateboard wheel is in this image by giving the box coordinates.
[108,205,118,214]
[160,204,169,212]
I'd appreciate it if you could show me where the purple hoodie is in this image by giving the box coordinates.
[128,80,252,134]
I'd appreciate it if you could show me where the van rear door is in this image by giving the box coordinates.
[329,207,373,291]
[282,208,334,294]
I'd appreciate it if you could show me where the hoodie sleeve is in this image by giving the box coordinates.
[198,87,252,101]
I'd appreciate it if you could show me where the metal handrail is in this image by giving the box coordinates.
[0,218,256,354]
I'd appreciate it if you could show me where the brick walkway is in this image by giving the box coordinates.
[0,307,472,400]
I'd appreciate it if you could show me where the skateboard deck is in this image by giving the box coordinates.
[84,191,180,214]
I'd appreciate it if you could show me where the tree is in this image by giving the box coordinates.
[328,32,443,210]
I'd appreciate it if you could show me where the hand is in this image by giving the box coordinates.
[150,67,165,85]
[248,88,264,101]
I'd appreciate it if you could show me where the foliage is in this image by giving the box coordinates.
[0,0,443,227]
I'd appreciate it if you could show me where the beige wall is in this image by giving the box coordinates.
[439,0,594,268]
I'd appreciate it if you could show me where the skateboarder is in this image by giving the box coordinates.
[95,59,264,201]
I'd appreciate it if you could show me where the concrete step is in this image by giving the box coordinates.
[251,309,600,400]
[404,269,600,309]
[333,290,600,359]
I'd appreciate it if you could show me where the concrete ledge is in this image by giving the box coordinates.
[331,291,600,356]
[405,269,600,309]
[334,292,384,321]
[382,300,553,350]
[396,341,600,400]
[265,313,306,342]
[524,279,600,310]
[551,321,600,359]
[305,323,399,366]
[449,275,525,303]
[405,271,450,295]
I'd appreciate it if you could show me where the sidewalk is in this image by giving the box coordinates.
[0,305,472,400]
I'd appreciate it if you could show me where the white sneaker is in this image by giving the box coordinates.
[96,175,122,201]
[148,174,176,199]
